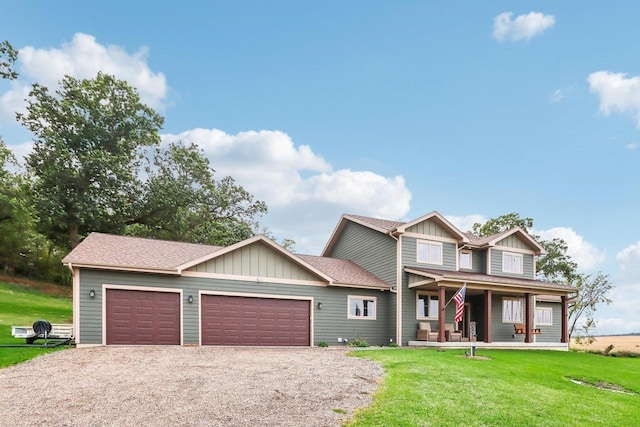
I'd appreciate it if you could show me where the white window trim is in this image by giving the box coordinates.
[502,297,524,323]
[459,250,472,270]
[416,291,439,320]
[502,251,523,274]
[347,295,377,320]
[535,307,553,326]
[416,240,443,265]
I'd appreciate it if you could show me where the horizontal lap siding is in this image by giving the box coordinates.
[328,222,396,287]
[470,250,486,273]
[491,297,562,342]
[536,302,562,342]
[402,237,457,271]
[490,250,535,279]
[401,285,458,345]
[78,269,390,346]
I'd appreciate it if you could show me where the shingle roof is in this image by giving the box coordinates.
[62,233,223,272]
[297,255,389,289]
[345,214,405,231]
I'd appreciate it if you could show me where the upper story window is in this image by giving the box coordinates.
[459,250,472,269]
[348,296,376,319]
[417,292,439,319]
[502,252,523,274]
[417,240,443,265]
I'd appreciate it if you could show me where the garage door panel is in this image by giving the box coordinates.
[201,295,310,346]
[106,289,180,345]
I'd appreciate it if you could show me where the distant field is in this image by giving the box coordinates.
[571,336,640,353]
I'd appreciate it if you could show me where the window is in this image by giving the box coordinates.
[417,292,439,319]
[536,307,553,326]
[417,240,443,265]
[502,252,523,274]
[348,296,376,319]
[502,298,523,323]
[459,250,472,269]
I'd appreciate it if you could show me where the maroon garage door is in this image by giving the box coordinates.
[201,295,310,346]
[106,289,180,345]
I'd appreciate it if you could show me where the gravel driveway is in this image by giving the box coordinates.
[0,347,382,427]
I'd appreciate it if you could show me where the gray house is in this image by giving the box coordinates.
[63,210,575,349]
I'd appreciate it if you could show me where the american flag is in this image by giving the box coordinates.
[453,284,466,323]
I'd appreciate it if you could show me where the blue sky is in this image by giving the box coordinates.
[1,2,639,334]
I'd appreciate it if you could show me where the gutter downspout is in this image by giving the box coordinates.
[67,263,79,343]
[388,230,402,346]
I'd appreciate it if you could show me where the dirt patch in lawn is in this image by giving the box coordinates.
[0,346,382,426]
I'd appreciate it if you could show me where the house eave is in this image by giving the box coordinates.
[405,267,574,295]
[61,262,180,276]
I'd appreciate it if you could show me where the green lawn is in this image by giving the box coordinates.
[0,280,73,368]
[347,348,640,427]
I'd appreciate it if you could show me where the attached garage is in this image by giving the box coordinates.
[106,288,181,345]
[201,294,311,346]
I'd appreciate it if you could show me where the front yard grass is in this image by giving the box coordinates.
[0,280,72,368]
[347,348,639,427]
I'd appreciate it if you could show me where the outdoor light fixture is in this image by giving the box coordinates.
[317,302,323,309]
[88,289,96,298]
[188,295,194,304]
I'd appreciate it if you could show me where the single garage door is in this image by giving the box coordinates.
[201,294,310,346]
[106,289,181,345]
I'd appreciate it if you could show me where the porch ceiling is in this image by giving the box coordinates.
[405,266,576,296]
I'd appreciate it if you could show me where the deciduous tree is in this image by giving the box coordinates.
[127,141,267,246]
[0,40,18,80]
[18,72,164,249]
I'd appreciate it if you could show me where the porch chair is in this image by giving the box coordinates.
[445,323,462,342]
[416,322,438,341]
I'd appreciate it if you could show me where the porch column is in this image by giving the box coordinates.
[525,293,532,343]
[561,295,568,343]
[484,290,492,343]
[438,285,446,342]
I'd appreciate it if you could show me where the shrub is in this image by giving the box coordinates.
[318,341,329,347]
[348,337,370,347]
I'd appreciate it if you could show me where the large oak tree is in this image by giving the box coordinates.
[18,72,164,249]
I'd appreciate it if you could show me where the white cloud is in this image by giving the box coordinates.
[445,214,486,233]
[0,33,168,121]
[588,71,640,127]
[550,89,564,103]
[493,12,555,43]
[626,143,637,150]
[536,227,605,271]
[162,128,412,253]
[616,240,640,276]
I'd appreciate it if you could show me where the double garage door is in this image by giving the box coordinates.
[105,289,310,346]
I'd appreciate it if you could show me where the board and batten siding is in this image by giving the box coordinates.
[187,242,317,281]
[490,249,535,279]
[77,269,390,346]
[402,236,457,271]
[496,235,531,250]
[327,221,397,287]
[405,218,456,238]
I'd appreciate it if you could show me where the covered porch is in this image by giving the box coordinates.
[405,267,574,350]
